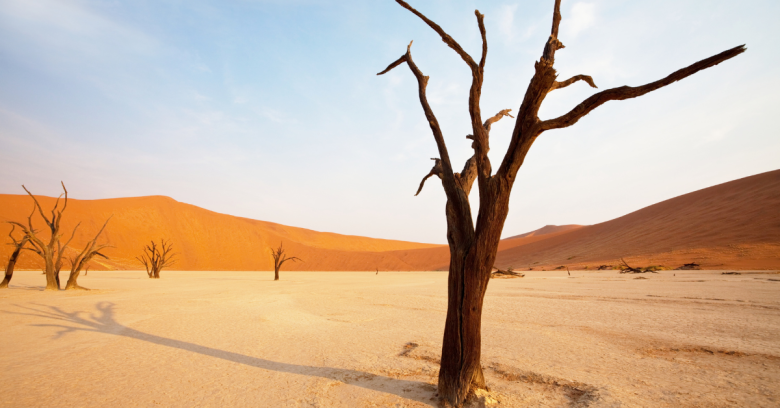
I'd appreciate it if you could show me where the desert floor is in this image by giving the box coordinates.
[1,270,779,407]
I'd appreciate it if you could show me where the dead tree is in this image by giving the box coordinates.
[8,183,79,290]
[378,0,744,404]
[1,226,29,289]
[65,217,111,290]
[269,242,301,281]
[136,239,175,279]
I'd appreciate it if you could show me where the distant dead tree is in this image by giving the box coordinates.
[65,217,112,290]
[1,226,29,289]
[378,0,744,404]
[269,242,301,281]
[9,183,79,290]
[136,239,175,279]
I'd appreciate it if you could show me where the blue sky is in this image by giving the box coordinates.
[1,0,778,244]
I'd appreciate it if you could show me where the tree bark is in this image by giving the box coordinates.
[1,243,25,289]
[2,228,29,289]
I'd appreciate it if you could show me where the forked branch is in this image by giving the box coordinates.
[377,41,457,196]
[393,0,478,72]
[415,158,443,196]
[65,216,112,290]
[541,45,747,131]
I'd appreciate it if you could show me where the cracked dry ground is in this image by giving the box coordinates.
[1,270,778,407]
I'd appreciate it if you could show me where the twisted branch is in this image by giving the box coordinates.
[550,75,597,91]
[415,158,443,196]
[541,45,747,131]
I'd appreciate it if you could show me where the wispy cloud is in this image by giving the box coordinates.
[565,2,596,38]
[497,4,519,40]
[0,0,159,65]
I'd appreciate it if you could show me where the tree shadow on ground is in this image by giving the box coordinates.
[10,302,437,406]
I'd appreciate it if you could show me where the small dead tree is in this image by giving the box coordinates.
[269,242,301,281]
[1,226,29,289]
[378,0,744,404]
[9,183,79,290]
[136,239,175,279]
[65,217,112,290]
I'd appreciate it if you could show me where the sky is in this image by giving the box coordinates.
[1,0,778,245]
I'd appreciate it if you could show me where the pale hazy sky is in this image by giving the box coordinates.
[1,0,778,244]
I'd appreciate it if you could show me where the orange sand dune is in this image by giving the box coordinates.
[2,169,778,272]
[504,224,582,240]
[494,169,780,270]
[498,225,584,252]
[0,195,443,271]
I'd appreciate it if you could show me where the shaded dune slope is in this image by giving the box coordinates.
[494,169,780,270]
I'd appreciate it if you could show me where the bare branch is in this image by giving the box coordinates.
[278,256,302,268]
[550,0,562,38]
[377,53,408,76]
[22,185,52,227]
[455,156,477,196]
[377,41,457,194]
[550,75,597,91]
[540,45,746,131]
[62,222,81,251]
[476,10,487,71]
[394,0,478,71]
[541,0,565,64]
[415,158,443,196]
[482,109,514,133]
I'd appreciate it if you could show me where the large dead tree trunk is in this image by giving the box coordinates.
[9,182,79,291]
[378,0,744,405]
[65,217,111,290]
[136,239,175,279]
[1,226,29,289]
[270,242,301,281]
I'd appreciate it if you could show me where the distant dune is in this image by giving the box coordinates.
[1,169,778,271]
[0,195,444,271]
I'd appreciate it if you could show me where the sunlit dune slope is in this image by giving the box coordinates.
[0,195,443,271]
[494,169,780,270]
[504,224,582,240]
